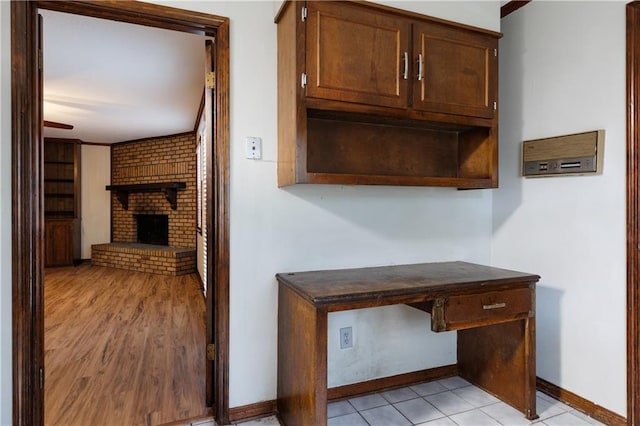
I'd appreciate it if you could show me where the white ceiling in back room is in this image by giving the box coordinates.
[41,9,205,144]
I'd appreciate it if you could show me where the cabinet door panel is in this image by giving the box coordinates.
[306,2,410,109]
[45,220,73,267]
[413,22,497,118]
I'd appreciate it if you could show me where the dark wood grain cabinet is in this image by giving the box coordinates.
[45,218,77,267]
[44,138,81,267]
[276,1,501,188]
[412,20,498,118]
[305,1,411,109]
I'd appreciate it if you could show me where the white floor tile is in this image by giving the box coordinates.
[327,412,369,426]
[481,401,535,426]
[381,386,420,403]
[453,385,500,407]
[437,376,471,390]
[425,390,475,416]
[543,412,594,425]
[238,376,601,426]
[410,381,449,397]
[415,417,458,426]
[537,395,572,420]
[569,409,607,425]
[349,393,389,411]
[328,400,357,418]
[359,404,412,426]
[393,397,445,424]
[449,408,502,425]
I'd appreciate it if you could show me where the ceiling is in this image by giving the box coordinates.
[41,10,206,144]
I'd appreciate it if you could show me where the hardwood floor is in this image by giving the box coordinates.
[44,264,208,426]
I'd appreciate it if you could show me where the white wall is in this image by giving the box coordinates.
[0,0,12,423]
[12,2,602,424]
[494,2,626,416]
[154,0,499,408]
[0,0,628,422]
[81,145,111,258]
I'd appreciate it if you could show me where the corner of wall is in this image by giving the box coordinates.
[0,0,13,424]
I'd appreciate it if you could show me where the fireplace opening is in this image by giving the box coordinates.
[135,214,169,246]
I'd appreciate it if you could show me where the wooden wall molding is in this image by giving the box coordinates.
[226,368,627,424]
[228,369,628,425]
[11,1,230,425]
[44,137,110,147]
[228,400,278,423]
[79,141,111,147]
[537,378,626,426]
[629,3,640,425]
[327,365,458,401]
[228,365,457,424]
[111,130,195,147]
[501,1,532,19]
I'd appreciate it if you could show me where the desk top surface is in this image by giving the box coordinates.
[276,261,540,306]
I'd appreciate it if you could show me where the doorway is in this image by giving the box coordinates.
[10,2,230,425]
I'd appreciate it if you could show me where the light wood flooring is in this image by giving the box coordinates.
[44,264,209,426]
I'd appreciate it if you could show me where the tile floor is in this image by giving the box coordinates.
[190,376,606,426]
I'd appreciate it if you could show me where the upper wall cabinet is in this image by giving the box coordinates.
[276,1,502,188]
[412,21,497,119]
[305,1,410,109]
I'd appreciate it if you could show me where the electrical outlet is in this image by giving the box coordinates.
[245,136,262,159]
[339,326,353,349]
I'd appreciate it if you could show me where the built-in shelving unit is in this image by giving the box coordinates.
[44,138,81,266]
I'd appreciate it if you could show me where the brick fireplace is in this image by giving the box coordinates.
[135,214,169,245]
[91,133,197,276]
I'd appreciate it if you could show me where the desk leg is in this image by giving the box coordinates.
[277,285,328,425]
[458,318,537,420]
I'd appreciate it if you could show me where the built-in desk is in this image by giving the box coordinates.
[276,261,540,425]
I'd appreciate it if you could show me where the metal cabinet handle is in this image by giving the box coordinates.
[483,302,506,310]
[402,52,408,80]
[417,53,424,81]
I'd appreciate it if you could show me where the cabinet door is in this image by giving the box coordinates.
[45,220,73,267]
[412,21,497,118]
[305,2,411,109]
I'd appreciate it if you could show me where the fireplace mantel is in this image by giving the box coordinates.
[106,182,186,210]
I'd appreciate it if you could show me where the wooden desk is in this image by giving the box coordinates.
[276,261,539,425]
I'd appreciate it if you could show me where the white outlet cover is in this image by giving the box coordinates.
[339,326,353,349]
[245,136,262,159]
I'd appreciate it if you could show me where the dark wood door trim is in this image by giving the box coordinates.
[11,3,45,424]
[629,2,640,425]
[10,1,231,425]
[500,1,532,19]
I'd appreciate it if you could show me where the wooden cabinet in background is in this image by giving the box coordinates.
[44,138,81,267]
[276,1,501,188]
[45,218,76,267]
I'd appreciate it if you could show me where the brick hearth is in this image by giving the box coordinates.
[92,243,196,276]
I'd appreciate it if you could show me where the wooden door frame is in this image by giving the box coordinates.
[11,2,230,425]
[630,2,640,425]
